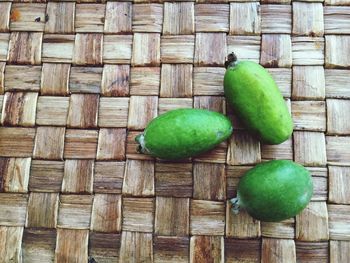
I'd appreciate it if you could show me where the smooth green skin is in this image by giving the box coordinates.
[137,108,233,160]
[236,160,313,222]
[224,61,293,144]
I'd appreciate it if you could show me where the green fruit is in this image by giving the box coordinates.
[224,53,293,144]
[135,108,233,160]
[231,160,313,222]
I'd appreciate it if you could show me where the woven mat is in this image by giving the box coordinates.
[0,1,350,262]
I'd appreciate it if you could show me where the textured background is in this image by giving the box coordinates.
[0,1,350,262]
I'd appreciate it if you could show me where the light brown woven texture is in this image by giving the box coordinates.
[0,1,349,262]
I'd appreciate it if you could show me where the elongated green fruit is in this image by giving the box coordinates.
[231,160,313,222]
[136,108,233,160]
[224,53,293,144]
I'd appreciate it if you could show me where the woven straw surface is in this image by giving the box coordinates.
[0,0,350,262]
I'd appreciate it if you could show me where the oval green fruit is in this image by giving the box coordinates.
[224,53,293,144]
[231,160,313,222]
[136,108,233,160]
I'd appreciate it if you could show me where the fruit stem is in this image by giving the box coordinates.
[230,196,241,214]
[225,52,238,69]
[135,134,148,154]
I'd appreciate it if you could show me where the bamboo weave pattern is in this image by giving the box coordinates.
[0,1,350,262]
